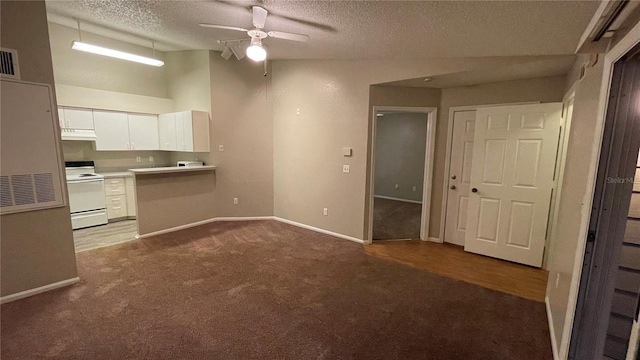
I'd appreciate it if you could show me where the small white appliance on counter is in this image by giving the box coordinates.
[65,161,108,230]
[177,161,204,167]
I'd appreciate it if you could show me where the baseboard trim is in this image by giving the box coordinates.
[428,237,441,243]
[545,296,560,360]
[273,217,364,244]
[136,216,276,239]
[373,195,422,205]
[0,277,80,304]
[212,216,276,222]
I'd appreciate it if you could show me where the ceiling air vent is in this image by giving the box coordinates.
[0,48,20,79]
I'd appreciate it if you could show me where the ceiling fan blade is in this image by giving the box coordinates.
[199,23,249,32]
[267,31,310,42]
[252,6,268,29]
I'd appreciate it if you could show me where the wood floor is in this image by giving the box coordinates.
[73,220,138,252]
[364,240,549,302]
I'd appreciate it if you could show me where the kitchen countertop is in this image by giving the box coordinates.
[128,166,217,175]
[98,171,134,178]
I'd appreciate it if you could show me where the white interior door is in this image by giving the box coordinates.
[128,114,159,151]
[464,103,562,267]
[444,110,476,245]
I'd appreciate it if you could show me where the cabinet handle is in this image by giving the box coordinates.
[132,143,135,150]
[127,143,130,150]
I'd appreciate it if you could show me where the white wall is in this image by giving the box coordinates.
[374,113,427,202]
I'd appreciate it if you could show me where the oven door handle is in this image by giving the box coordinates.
[67,179,104,184]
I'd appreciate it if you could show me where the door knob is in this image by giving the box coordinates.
[450,185,456,190]
[451,175,457,180]
[471,188,478,193]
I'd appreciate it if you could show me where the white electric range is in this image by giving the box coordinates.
[65,161,108,230]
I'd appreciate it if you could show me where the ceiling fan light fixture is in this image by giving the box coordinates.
[246,37,267,62]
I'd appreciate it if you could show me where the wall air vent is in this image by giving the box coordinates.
[0,173,57,208]
[0,48,20,79]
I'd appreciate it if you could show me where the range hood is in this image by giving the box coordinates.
[61,128,97,141]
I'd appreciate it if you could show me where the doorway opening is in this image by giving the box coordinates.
[368,106,437,242]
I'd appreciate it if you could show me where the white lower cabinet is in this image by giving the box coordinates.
[105,176,136,220]
[125,177,136,217]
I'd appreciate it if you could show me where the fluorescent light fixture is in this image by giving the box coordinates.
[246,37,267,62]
[71,41,164,67]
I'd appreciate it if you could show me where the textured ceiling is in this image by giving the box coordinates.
[382,55,577,88]
[45,0,599,60]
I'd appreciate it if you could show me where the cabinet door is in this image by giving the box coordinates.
[125,177,136,217]
[158,113,177,151]
[93,111,130,151]
[57,108,66,129]
[175,111,187,151]
[64,108,94,130]
[183,111,194,152]
[128,114,159,150]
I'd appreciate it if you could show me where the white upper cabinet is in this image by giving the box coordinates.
[159,111,210,152]
[158,113,177,151]
[58,107,94,130]
[127,114,159,151]
[93,111,130,151]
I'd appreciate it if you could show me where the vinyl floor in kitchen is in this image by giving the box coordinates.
[73,220,138,252]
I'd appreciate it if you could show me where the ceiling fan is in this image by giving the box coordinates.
[199,6,310,62]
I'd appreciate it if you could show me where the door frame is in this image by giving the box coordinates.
[439,102,539,245]
[367,106,437,244]
[563,20,640,360]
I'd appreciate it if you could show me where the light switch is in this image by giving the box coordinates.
[342,147,352,157]
[219,145,224,152]
[343,165,350,173]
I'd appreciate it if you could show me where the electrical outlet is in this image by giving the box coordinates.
[296,108,301,116]
[555,273,560,288]
[323,208,328,216]
[343,165,350,173]
[413,186,417,192]
[233,197,238,205]
[136,156,141,163]
[219,145,224,152]
[149,156,154,162]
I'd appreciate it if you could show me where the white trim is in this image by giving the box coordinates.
[560,20,640,359]
[428,237,441,243]
[373,195,422,204]
[439,102,541,245]
[546,296,560,360]
[273,217,364,243]
[0,277,80,304]
[135,216,275,239]
[368,106,438,244]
